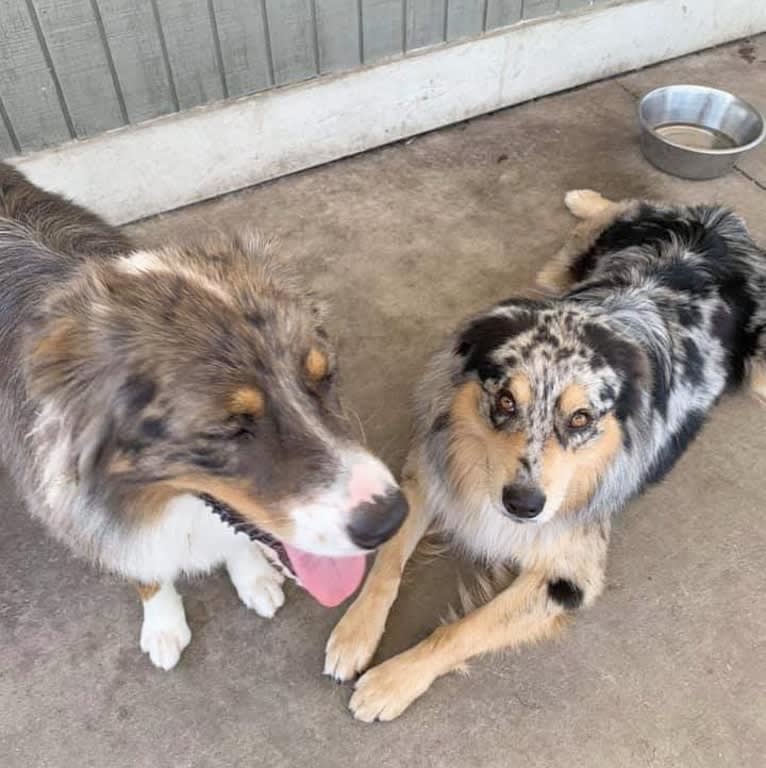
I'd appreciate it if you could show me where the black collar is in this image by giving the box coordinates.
[197,493,295,578]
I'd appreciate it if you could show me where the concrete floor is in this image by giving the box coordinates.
[2,36,766,768]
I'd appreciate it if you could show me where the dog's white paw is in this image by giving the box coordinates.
[233,568,286,618]
[139,585,191,671]
[140,623,192,670]
[227,545,286,619]
[564,189,610,218]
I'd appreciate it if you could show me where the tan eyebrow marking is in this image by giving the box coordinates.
[306,347,329,381]
[227,386,265,416]
[558,383,589,414]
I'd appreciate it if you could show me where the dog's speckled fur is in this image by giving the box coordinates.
[325,189,766,721]
[0,163,402,669]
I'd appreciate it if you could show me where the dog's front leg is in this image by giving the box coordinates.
[349,558,603,722]
[324,467,432,682]
[136,581,191,671]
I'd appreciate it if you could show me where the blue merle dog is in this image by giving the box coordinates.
[324,189,766,721]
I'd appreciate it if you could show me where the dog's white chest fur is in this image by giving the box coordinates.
[425,474,564,568]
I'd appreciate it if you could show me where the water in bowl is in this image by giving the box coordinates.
[655,123,738,150]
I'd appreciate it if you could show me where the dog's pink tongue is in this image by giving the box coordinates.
[283,544,367,607]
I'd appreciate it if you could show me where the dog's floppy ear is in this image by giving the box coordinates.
[455,299,543,379]
[24,301,160,488]
[73,374,158,486]
[23,310,109,486]
[23,315,88,402]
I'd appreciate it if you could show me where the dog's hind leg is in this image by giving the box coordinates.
[137,581,191,671]
[324,459,433,682]
[349,523,608,721]
[564,189,617,219]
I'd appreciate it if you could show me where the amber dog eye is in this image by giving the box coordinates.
[569,410,592,430]
[496,390,516,416]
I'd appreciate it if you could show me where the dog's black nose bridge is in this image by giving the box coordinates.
[347,489,408,550]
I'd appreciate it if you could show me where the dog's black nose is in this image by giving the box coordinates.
[502,484,546,520]
[347,489,408,550]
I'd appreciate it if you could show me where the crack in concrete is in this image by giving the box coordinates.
[615,80,641,100]
[734,165,766,191]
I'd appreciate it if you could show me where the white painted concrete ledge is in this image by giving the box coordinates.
[11,0,766,224]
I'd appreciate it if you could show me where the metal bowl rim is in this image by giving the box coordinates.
[638,84,766,156]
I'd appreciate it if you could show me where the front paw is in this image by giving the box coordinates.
[233,567,285,619]
[324,598,386,682]
[349,652,434,722]
[140,611,191,671]
[228,546,286,619]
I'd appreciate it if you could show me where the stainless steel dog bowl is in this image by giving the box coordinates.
[638,85,765,180]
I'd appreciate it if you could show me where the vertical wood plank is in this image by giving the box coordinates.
[32,0,126,138]
[361,0,403,62]
[212,0,272,96]
[315,0,361,72]
[0,0,72,151]
[405,0,447,51]
[264,0,317,84]
[97,0,177,123]
[446,0,484,40]
[154,0,225,109]
[522,0,558,19]
[559,0,591,10]
[485,0,522,30]
[0,98,19,157]
[487,0,522,29]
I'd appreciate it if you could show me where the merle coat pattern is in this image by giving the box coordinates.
[0,163,405,671]
[324,189,766,722]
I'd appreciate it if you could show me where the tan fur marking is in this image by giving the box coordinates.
[108,455,134,475]
[117,483,186,525]
[136,582,160,602]
[324,466,433,682]
[750,359,766,404]
[306,347,329,381]
[564,189,615,219]
[228,386,265,417]
[541,413,622,515]
[558,383,590,415]
[509,372,532,407]
[536,196,639,294]
[348,570,569,721]
[32,318,77,361]
[165,475,293,541]
[448,382,525,504]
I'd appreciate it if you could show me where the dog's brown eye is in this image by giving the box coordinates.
[496,390,516,416]
[569,410,592,430]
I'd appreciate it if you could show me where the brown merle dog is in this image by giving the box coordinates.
[324,189,766,720]
[0,163,406,670]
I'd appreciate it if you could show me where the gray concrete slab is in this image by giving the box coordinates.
[2,36,765,768]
